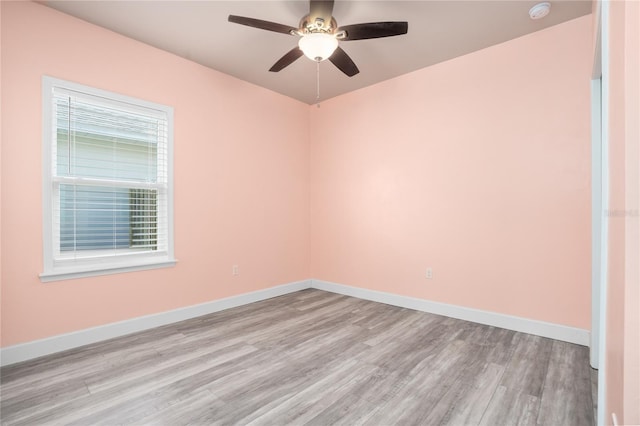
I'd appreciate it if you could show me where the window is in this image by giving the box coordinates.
[41,77,175,281]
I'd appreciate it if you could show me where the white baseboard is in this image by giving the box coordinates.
[311,279,590,346]
[1,278,589,367]
[0,279,310,367]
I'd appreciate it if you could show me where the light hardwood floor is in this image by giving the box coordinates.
[1,289,595,425]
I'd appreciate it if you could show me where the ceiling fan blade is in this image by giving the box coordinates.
[269,47,304,72]
[228,15,297,35]
[309,0,335,26]
[337,22,408,41]
[329,46,359,77]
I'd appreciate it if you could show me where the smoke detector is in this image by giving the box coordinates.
[529,2,551,20]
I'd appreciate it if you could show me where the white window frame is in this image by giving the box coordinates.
[40,76,176,282]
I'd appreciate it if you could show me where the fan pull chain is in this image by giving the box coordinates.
[316,60,321,108]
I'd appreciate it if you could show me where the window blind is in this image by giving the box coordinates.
[50,88,169,263]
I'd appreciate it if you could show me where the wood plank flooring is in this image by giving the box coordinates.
[0,289,595,425]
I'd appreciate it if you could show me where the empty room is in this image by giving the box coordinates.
[0,0,638,425]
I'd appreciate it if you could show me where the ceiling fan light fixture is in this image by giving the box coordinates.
[298,33,338,62]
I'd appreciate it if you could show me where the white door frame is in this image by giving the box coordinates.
[591,75,602,369]
[591,1,610,425]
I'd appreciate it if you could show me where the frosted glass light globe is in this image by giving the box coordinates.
[298,33,339,61]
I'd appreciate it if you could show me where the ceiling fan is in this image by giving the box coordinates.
[228,0,408,77]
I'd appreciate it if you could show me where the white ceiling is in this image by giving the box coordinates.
[42,1,592,104]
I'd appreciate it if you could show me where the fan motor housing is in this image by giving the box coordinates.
[299,15,338,34]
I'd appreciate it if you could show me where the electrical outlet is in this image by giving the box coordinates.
[232,265,239,276]
[426,268,433,279]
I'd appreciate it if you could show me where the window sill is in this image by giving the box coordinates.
[39,259,177,282]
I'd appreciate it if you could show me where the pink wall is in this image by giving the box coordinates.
[1,2,597,353]
[0,1,310,347]
[605,0,640,424]
[0,1,3,348]
[605,1,626,420]
[623,4,640,421]
[310,16,593,329]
